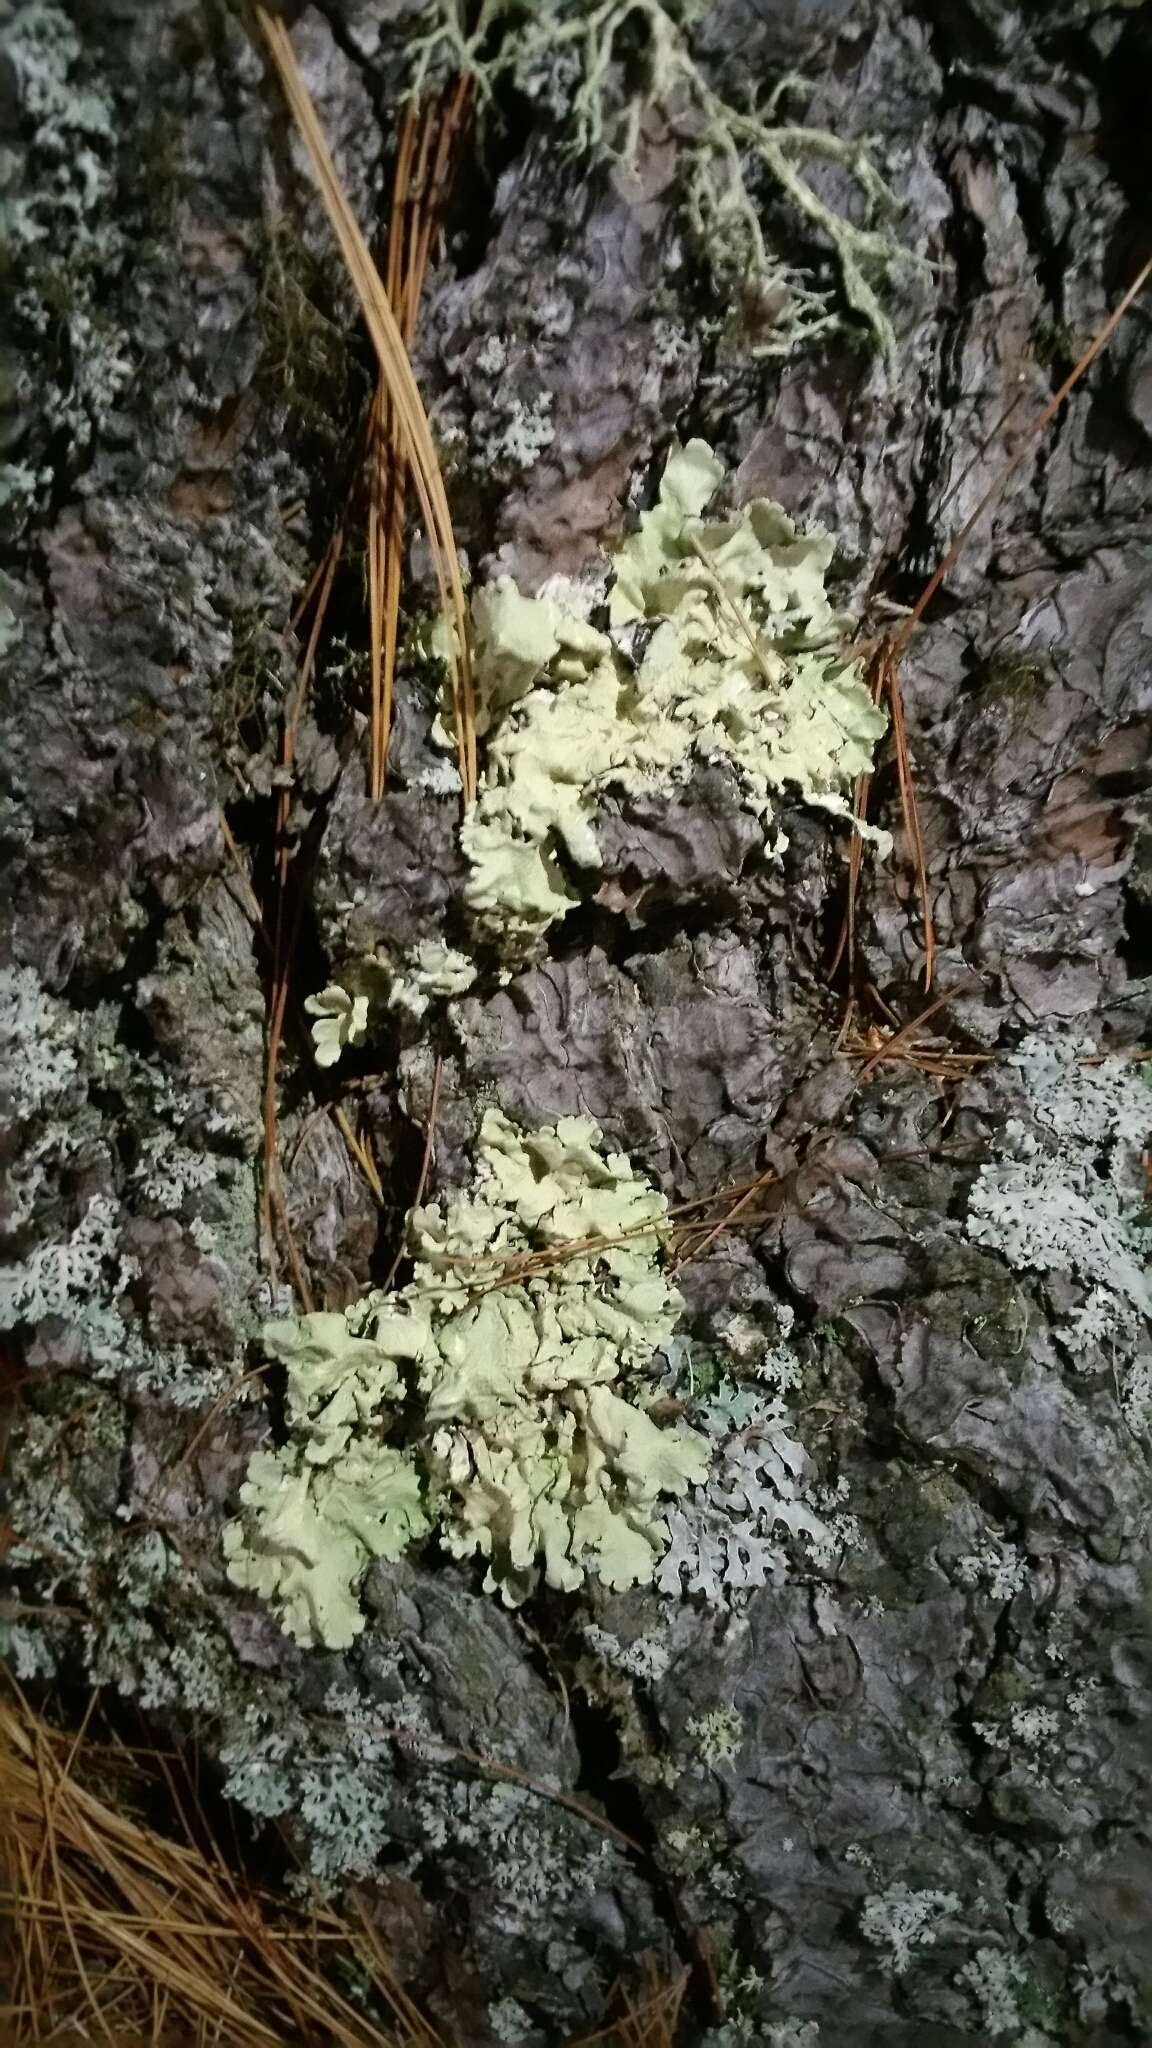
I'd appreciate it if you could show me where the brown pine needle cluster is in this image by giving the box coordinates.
[250,15,473,1295]
[256,7,476,802]
[828,636,933,996]
[0,1691,441,2048]
[420,1169,787,1296]
[0,1689,689,2048]
[838,986,991,1084]
[370,82,472,799]
[575,1968,690,2048]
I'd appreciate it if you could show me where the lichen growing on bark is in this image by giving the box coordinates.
[966,1035,1152,1428]
[5,0,1152,2031]
[1,0,132,525]
[455,439,887,965]
[407,0,925,359]
[225,1108,708,1646]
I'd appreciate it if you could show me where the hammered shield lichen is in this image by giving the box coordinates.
[224,1110,708,1647]
[457,440,888,965]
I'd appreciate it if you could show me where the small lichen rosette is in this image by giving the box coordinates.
[304,984,369,1067]
[224,1111,708,1647]
[457,439,889,964]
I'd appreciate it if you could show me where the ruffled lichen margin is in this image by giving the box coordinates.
[224,1109,709,1646]
[457,439,888,967]
[306,438,890,1061]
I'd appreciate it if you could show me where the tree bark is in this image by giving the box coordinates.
[2,1,1151,2041]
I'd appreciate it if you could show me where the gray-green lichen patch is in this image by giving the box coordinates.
[455,439,887,966]
[225,1109,709,1648]
[0,1,132,525]
[965,1035,1152,1428]
[0,963,262,1410]
[407,0,925,361]
[656,1383,851,1601]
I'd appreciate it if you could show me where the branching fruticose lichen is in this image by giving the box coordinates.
[408,0,925,361]
[225,1110,708,1647]
[455,439,887,966]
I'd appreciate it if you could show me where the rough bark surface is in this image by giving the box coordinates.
[3,1,1151,2043]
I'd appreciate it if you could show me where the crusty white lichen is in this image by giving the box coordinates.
[225,1109,709,1647]
[966,1036,1152,1428]
[861,1883,962,1976]
[455,439,887,966]
[1,1,131,523]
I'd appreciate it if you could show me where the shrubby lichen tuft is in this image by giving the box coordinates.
[488,1997,538,2045]
[860,1883,961,1976]
[954,1539,1030,1602]
[408,0,925,360]
[686,1704,744,1769]
[956,1947,1029,2039]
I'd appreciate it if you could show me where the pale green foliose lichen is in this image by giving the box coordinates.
[224,1110,708,1648]
[304,983,369,1067]
[223,1437,429,1652]
[305,947,478,1049]
[386,940,478,1019]
[458,440,888,964]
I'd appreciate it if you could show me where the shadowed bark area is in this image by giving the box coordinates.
[2,1,1150,2042]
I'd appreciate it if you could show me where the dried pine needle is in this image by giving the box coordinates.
[0,1690,683,2047]
[255,7,476,804]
